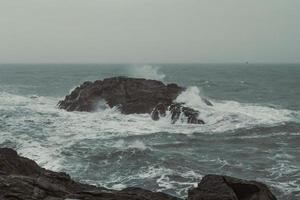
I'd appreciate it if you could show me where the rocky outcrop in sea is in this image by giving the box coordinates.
[58,77,212,124]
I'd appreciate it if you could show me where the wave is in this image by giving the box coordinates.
[0,90,299,199]
[1,89,299,168]
[173,86,299,131]
[94,165,203,197]
[111,140,150,151]
[0,88,299,140]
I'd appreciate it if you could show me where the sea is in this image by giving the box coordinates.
[0,63,299,199]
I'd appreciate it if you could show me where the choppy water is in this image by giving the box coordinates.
[0,64,299,199]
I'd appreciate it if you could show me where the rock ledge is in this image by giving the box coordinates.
[0,148,277,200]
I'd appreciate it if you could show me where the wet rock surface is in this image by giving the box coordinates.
[151,103,205,124]
[58,77,184,114]
[0,148,179,200]
[58,77,209,124]
[188,174,277,200]
[0,148,277,200]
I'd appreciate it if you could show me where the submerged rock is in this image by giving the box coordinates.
[0,148,277,200]
[58,77,211,124]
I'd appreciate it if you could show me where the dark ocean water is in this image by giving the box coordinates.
[0,63,299,199]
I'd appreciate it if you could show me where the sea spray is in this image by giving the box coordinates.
[128,65,166,81]
[173,86,297,129]
[175,86,210,110]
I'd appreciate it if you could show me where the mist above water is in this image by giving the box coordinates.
[127,65,166,81]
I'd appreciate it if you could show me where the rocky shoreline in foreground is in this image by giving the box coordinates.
[0,148,277,200]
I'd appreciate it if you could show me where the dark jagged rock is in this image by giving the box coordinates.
[188,174,277,200]
[58,77,211,124]
[58,77,184,114]
[0,148,277,200]
[169,103,205,124]
[0,148,179,200]
[151,103,167,121]
[151,103,205,124]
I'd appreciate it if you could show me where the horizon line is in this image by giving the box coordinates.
[1,62,300,65]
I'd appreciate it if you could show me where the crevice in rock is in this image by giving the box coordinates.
[223,177,259,200]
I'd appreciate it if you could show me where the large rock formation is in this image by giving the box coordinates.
[0,148,277,200]
[58,76,209,124]
[58,77,184,114]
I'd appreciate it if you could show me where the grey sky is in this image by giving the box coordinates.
[0,0,299,63]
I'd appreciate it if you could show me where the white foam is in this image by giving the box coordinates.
[128,141,148,150]
[173,86,299,132]
[175,86,209,109]
[0,91,299,166]
[264,162,300,195]
[111,183,127,190]
[1,91,299,198]
[111,140,149,151]
[68,86,78,94]
[3,85,298,143]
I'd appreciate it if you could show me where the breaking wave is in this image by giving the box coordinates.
[1,88,299,162]
[174,86,299,131]
[0,88,299,199]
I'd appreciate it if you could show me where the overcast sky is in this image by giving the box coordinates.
[0,0,299,63]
